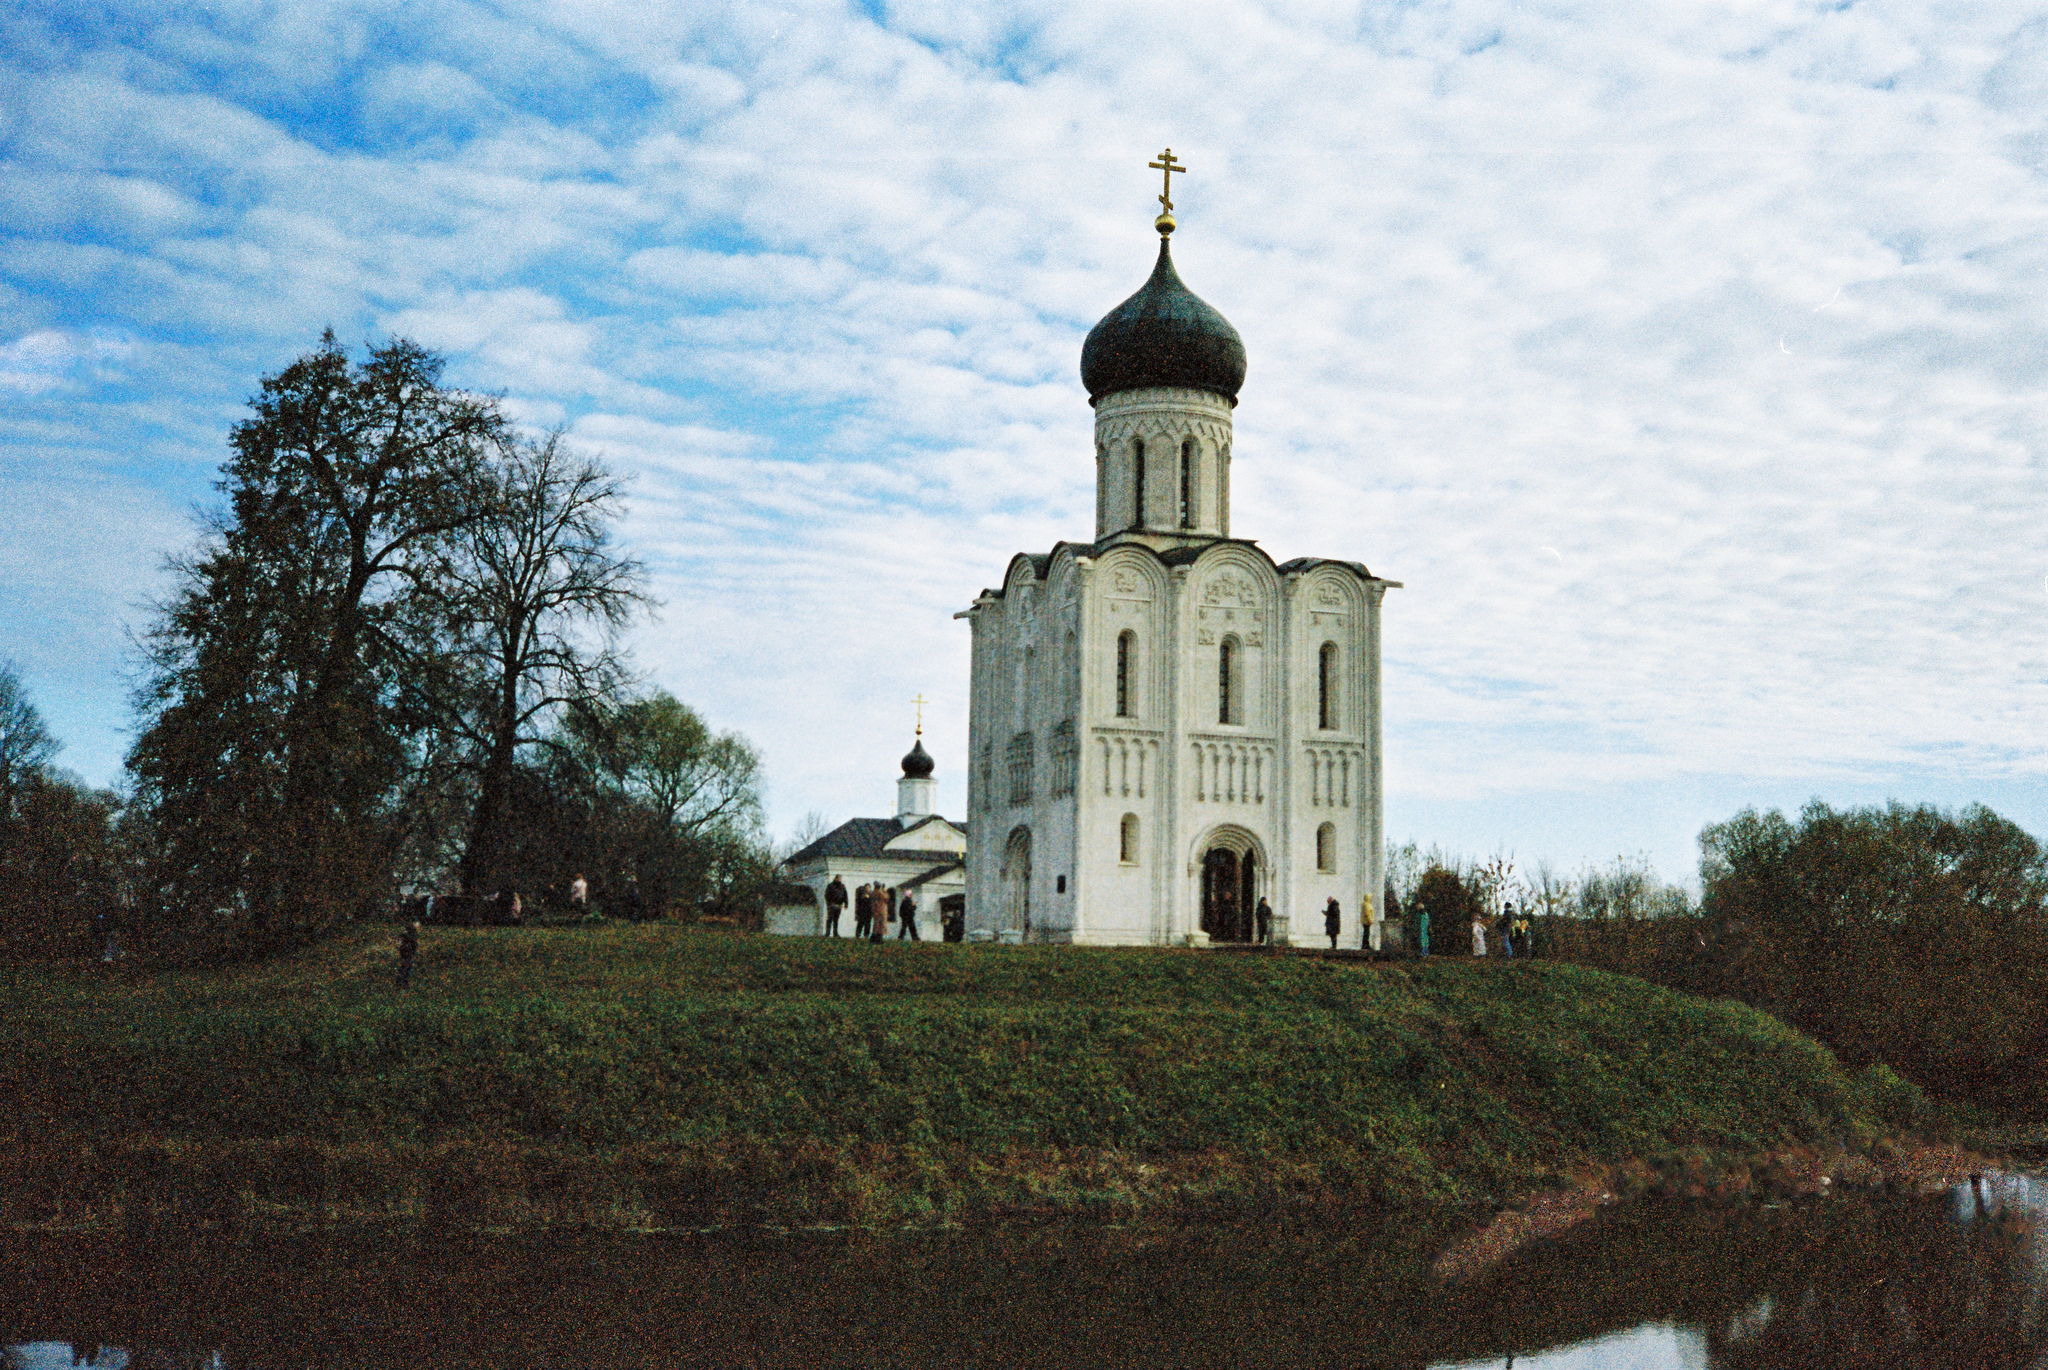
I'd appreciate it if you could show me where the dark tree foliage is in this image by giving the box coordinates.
[129,333,505,953]
[1691,800,2048,1114]
[0,773,124,957]
[471,693,768,919]
[0,663,124,957]
[1407,864,1483,957]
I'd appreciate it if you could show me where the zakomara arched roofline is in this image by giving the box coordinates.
[971,543,1401,605]
[1274,555,1403,589]
[1081,541,1171,596]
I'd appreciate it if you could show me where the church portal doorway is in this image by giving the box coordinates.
[1201,845,1258,943]
[1000,826,1033,941]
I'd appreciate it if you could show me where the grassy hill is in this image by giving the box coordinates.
[0,925,1931,1230]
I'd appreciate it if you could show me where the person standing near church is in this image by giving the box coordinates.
[569,873,588,916]
[898,891,920,941]
[1254,897,1272,946]
[396,921,420,988]
[1416,906,1431,958]
[853,883,872,940]
[825,876,848,937]
[1470,913,1488,957]
[1323,897,1341,949]
[870,886,890,944]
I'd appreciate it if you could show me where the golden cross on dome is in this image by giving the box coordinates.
[1149,148,1188,214]
[912,694,929,735]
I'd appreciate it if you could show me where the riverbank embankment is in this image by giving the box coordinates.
[0,924,1943,1232]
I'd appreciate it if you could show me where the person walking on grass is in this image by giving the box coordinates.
[397,921,420,988]
[1416,906,1431,958]
[870,886,890,944]
[825,875,848,937]
[898,891,920,941]
[1324,897,1341,949]
[1470,913,1488,957]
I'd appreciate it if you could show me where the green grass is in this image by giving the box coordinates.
[0,925,1922,1229]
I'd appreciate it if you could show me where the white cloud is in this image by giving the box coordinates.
[6,0,2048,879]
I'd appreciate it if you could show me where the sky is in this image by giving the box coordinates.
[5,0,2048,891]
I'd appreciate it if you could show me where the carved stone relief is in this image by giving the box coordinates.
[1202,571,1258,609]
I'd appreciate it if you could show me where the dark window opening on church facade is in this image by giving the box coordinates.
[1179,438,1193,528]
[1131,438,1146,529]
[1116,631,1135,717]
[1318,641,1338,730]
[1120,813,1139,864]
[1316,822,1336,873]
[1219,636,1241,725]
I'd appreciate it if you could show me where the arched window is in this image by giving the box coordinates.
[1218,635,1242,725]
[1120,813,1140,864]
[1116,630,1136,718]
[1318,641,1339,731]
[1316,823,1336,873]
[1131,438,1146,529]
[1179,438,1194,528]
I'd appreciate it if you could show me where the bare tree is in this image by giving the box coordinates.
[1473,849,1518,917]
[0,659,57,819]
[1529,859,1575,918]
[438,432,647,895]
[776,810,834,865]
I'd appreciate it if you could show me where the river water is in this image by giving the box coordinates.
[4,1175,2044,1368]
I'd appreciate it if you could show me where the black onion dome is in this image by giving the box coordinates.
[1080,238,1246,404]
[900,737,935,779]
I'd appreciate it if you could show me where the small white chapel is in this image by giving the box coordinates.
[958,151,1399,948]
[777,734,967,936]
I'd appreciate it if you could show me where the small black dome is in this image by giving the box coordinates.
[901,737,935,779]
[1080,238,1246,404]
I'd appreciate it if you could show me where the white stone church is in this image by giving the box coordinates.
[958,204,1398,948]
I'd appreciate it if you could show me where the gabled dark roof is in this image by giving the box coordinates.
[784,816,966,868]
[899,860,964,891]
[1276,556,1382,581]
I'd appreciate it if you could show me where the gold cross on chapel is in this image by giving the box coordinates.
[1149,148,1188,214]
[912,694,929,736]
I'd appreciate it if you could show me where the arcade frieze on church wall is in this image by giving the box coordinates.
[1098,733,1160,799]
[1302,744,1367,809]
[1187,738,1278,805]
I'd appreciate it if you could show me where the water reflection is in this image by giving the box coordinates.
[5,1177,2046,1369]
[4,1349,224,1370]
[1701,1172,2045,1369]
